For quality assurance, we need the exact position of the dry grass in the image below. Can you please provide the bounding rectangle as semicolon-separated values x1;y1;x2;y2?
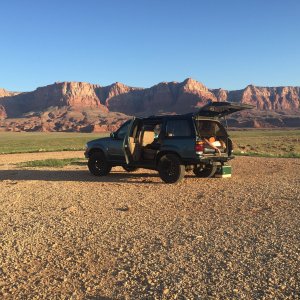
0;129;300;158
230;129;300;157
18;158;85;168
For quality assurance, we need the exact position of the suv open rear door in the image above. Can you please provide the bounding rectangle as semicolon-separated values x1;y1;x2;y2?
195;101;254;118
123;117;142;164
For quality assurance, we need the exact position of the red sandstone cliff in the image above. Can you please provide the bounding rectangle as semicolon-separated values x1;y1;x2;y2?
211;85;300;110
0;105;7;119
0;88;19;98
0;79;299;131
105;78;218;115
0;82;110;118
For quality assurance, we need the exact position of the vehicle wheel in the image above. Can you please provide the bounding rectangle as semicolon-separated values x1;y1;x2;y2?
88;152;112;176
158;154;185;184
122;166;139;172
193;164;217;178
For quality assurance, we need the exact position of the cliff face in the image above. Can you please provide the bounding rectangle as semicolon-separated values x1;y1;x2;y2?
34;82;104;108
210;88;228;102
0;105;7;119
105;78;218;115
0;89;19;119
101;80;300;115
211;85;300;110
0;82;111;118
241;86;300;110
0;79;299;131
173;78;217;113
0;88;19;98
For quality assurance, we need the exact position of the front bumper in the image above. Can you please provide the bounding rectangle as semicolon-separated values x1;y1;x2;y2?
84;149;89;158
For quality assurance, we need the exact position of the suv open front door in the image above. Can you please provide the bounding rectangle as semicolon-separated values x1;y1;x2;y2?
195;101;254;118
123;117;142;164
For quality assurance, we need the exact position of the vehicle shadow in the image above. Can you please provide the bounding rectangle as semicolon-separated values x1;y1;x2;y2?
0;169;162;184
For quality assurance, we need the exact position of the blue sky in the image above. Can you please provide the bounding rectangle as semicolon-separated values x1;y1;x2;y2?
1;0;299;91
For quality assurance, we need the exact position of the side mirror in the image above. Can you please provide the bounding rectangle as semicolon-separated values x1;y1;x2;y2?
110;132;115;138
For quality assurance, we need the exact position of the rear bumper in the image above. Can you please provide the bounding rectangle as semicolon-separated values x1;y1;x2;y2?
199;155;234;163
183;155;234;165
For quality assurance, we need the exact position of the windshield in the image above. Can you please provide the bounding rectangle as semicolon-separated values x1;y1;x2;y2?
115;120;131;139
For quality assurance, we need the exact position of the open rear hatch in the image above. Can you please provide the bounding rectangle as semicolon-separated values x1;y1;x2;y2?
194;119;229;156
195;101;254;118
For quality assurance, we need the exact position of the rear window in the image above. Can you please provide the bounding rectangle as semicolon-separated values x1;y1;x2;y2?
195;120;227;137
166;119;192;137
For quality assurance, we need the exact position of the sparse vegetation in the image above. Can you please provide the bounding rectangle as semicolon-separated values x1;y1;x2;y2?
230;129;300;158
0;132;108;154
0;129;299;158
18;158;85;168
233;151;300;158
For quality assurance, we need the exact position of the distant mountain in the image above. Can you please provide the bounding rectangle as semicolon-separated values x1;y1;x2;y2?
0;79;299;131
0;88;19;98
211;85;300;110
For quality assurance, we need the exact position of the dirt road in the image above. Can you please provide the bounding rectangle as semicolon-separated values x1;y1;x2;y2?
0;153;299;299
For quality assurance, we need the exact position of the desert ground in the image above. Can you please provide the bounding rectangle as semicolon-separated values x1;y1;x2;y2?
0;152;299;299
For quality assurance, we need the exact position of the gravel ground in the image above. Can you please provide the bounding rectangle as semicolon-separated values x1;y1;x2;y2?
0;152;299;299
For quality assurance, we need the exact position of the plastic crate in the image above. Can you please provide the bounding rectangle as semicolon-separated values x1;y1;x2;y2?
215;165;232;178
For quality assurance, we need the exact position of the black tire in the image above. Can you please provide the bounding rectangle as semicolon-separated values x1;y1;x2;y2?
88;152;112;176
122;166;139;172
193;164;217;178
158;154;185;184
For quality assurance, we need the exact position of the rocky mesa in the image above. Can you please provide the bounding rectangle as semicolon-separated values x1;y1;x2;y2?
0;78;299;131
212;85;300;110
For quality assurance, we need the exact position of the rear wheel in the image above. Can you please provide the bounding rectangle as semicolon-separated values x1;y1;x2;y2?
158;154;185;184
193;164;217;178
88;152;112;176
122;166;139;172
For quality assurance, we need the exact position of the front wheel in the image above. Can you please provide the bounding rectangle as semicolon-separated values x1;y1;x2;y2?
193;164;217;178
158;154;185;184
88;152;112;176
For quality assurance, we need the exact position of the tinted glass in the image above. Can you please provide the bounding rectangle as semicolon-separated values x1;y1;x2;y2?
166;120;192;137
116;121;130;139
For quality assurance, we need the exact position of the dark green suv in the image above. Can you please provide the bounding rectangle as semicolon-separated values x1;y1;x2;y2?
85;102;252;183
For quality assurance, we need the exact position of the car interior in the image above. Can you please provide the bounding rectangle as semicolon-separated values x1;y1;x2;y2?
128;120;163;162
126;118;228;160
195;120;228;154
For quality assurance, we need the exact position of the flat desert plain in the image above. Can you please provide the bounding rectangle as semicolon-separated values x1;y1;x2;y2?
0;152;299;299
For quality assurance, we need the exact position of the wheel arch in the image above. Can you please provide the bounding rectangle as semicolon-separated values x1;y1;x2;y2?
87;147;106;158
156;150;182;166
